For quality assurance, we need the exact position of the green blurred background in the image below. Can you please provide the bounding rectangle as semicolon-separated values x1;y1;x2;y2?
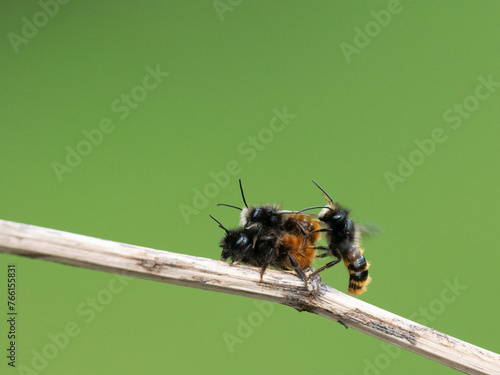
1;1;499;374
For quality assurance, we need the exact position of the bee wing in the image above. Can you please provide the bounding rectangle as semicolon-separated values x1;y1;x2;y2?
358;223;381;240
297;206;329;213
278;210;321;219
277;210;298;214
277;210;308;215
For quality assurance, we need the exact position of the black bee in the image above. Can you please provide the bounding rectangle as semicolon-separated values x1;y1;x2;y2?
210;215;286;279
301;181;371;294
217;180;288;235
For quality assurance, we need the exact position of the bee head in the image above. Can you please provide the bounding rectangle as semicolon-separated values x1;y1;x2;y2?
318;203;348;228
220;230;252;262
239;205;282;230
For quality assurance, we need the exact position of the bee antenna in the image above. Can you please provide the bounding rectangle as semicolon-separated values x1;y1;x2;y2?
209;215;229;233
312;180;334;204
239;179;249;208
298;206;329;213
217;203;242;211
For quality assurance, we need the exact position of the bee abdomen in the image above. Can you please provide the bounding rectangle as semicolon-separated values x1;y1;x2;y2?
345;254;371;295
279;235;316;269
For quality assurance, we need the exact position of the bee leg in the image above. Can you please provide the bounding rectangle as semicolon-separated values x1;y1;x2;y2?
312;228;332;233
232;244;252;265
259;264;269;281
314;246;330;258
301;233;307;253
294;223;308;253
288;253;307;284
259;247;275;281
315;246;329;251
312;257;341;275
252;227;264;249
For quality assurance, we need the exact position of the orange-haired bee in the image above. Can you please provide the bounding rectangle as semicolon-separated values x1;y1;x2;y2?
301;181;371;294
280;213;322;280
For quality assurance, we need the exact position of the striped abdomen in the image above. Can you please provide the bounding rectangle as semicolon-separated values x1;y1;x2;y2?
342;244;371;294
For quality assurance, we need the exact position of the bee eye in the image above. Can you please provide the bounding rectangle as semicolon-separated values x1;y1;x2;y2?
252;209;262;220
235;236;248;247
333;214;343;221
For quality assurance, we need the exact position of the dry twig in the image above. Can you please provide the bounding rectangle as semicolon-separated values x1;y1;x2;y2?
0;219;499;374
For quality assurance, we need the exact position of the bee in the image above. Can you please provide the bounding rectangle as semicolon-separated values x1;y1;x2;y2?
213;180;322;283
301;181;371;295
